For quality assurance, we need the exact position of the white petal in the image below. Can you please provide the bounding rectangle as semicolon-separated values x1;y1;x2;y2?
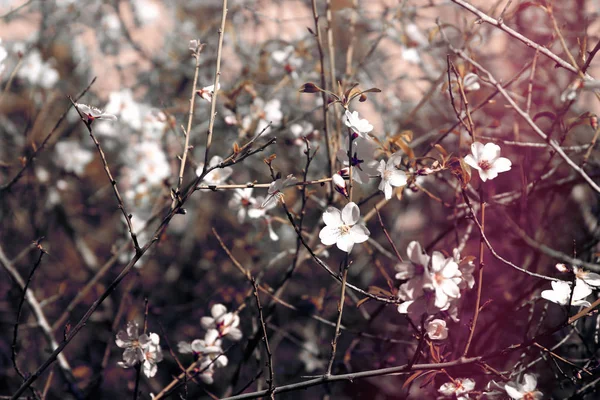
319;226;341;246
463;154;479;170
383;180;392;200
336;234;354;253
481;142;501;161
349;224;370;243
211;304;227;319
201;316;214;329
323;207;343;227
388;170;407;187
342;202;360;225
493;157;512;173
504;382;523;399
470;142;485;160
522;374;537;392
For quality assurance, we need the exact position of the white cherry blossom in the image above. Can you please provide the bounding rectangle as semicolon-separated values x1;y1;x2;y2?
464;142;511;182
438;378;475;398
201;304;243;341
261;174;297;209
197;83;220;102
319;202;370;253
336;138;378;184
541;280;592;307
505;374;543;400
344;110;373;139
429;251;463;309
574;266;600;288
426;318;448;340
377;157;407;199
229;187;270;223
115;321;163;378
74;103;118;122
395;241;430;281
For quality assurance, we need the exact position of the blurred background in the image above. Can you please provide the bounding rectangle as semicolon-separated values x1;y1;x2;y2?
1;0;600;398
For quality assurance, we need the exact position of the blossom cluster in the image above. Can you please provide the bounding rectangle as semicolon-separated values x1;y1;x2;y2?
177;304;243;384
115;321;164;378
395;242;475;325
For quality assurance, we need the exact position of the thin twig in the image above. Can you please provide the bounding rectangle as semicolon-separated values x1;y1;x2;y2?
176;42;205;192
461;190;484;357
202;0;228;170
70;98;141;253
449;0;584;76
251;278;275;398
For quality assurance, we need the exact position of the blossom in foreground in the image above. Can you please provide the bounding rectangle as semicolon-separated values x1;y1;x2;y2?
197;83;220;102
505;374;543;400
201;304;243;341
463;142;511;182
541;280;592;307
261;174;297;209
429;251;463;309
438;378;475;399
115;321;163;378
377;157;407;200
319;202;370;253
426;318;448;340
178;329;228;367
74;103;118;123
573;266;600;288
344;109;373;139
196;155;233;186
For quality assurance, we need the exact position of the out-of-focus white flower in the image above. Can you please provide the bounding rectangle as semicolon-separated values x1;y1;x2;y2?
298;341;325;373
377;157;407;200
74;103;118;123
438;378;475;398
505;374;543;400
462;73;481;92
272;45;303;77
426;318;448;340
541;280;592;307
332;173;348;197
229;187;270;223
104;89;142;129
54;141;94;176
0;39;7;76
196;155;233;186
265;215;279;241
464;142;512;182
402;47;421;64
560;80;582;103
429;252;462;309
201;304;243;341
142;110;169;140
256;98;283;134
395;241;430;280
17;50;59;89
116;321;163;378
132;0;159;24
261;174;297;209
319;202;370;253
129;141;171;186
344;110;373;139
197;83;220;102
336;138;378;184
